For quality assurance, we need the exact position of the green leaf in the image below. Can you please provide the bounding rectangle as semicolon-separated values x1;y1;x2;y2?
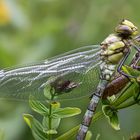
102;105;113;117
122;65;140;78
95;134;100;140
102;105;120;130
122;66;140;100
42;117;49;130
44;85;54;100
23;114;48;140
113;81;140;107
109;111;120;130
85;131;92;140
121;66;140;102
51;118;61;130
131;81;140;101
29;96;49;116
23;114;33;128
42;116;61;131
56;125;79;140
52;107;81;118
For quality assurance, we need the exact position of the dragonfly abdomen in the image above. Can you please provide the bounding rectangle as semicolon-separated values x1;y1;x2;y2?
77;80;108;140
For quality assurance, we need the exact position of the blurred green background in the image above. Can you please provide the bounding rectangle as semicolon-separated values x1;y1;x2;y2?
0;0;140;140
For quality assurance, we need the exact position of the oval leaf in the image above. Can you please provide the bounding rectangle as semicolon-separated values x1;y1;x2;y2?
102;105;120;130
85;131;92;140
52;107;81;118
122;65;140;78
23;114;48;140
44;85;54;100
23;114;33;128
109;111;120;130
29;96;49;116
42;116;61;130
95;134;100;140
56;126;79;140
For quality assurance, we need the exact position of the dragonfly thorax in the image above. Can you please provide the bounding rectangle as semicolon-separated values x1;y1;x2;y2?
100;19;138;81
101;34;126;64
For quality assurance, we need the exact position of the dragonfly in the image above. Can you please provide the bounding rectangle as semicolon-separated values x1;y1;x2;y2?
77;20;140;140
103;34;140;99
0;20;139;139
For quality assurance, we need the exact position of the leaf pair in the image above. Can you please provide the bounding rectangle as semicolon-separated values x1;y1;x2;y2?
23;95;81;140
102;65;140;131
102;105;120;130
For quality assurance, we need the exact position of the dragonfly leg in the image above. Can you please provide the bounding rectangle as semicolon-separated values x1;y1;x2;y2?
131;52;140;70
129;51;140;104
133;45;140;52
133;46;140;70
133;65;140;70
132;46;140;70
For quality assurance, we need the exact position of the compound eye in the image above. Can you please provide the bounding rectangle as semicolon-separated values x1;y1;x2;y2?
121;19;135;28
115;25;132;35
118;19;138;36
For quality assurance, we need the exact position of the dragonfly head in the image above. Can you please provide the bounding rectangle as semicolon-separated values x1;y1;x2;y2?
115;19;138;37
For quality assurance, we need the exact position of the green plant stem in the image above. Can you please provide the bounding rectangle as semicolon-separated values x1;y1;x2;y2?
48;93;55;140
48;103;52;140
116;99;140;110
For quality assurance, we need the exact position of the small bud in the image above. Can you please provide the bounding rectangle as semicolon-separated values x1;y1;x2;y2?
51;101;60;109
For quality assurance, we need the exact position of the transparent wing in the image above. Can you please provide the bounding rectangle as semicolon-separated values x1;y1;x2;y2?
0;45;101;101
